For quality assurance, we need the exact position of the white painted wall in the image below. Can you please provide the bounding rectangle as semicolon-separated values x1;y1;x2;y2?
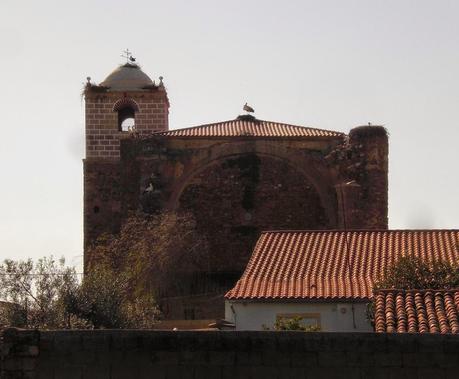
225;301;372;332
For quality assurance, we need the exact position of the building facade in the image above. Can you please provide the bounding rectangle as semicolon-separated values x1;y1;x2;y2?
83;62;389;319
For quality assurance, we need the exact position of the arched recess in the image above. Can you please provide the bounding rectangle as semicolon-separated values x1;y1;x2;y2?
170;149;336;273
112;98;140;132
167;141;338;227
112;98;140;112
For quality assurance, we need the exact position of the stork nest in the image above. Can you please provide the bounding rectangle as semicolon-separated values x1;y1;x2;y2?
84;84;109;93
236;114;260;123
349;125;388;139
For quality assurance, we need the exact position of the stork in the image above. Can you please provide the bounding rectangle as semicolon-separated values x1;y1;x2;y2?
143;183;154;194
243;103;255;113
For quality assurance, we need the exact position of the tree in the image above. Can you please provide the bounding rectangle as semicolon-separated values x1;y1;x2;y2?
0;257;160;329
64;266;160;329
87;211;210;300
374;256;459;290
0;256;77;329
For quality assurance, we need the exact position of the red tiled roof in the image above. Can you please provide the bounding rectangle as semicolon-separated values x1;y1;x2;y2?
225;230;459;301
375;290;459;334
155;118;343;138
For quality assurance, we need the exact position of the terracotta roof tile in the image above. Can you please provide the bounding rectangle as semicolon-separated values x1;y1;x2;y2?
375;290;459;334
155;118;343;138
225;230;459;301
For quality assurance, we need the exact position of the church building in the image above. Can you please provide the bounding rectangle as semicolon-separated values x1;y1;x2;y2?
83;58;388;319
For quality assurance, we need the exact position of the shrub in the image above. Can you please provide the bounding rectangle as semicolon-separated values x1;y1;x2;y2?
274;316;321;332
374;256;459;290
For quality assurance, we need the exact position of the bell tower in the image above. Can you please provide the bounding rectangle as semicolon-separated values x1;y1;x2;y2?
83;55;169;269
84;56;169;159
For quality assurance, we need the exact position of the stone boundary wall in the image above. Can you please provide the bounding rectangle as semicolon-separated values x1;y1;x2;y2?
1;328;459;378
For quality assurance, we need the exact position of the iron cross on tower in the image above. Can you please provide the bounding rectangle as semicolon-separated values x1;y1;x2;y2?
121;49;136;64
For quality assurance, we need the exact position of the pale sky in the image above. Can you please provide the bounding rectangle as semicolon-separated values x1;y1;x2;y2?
1;0;458;271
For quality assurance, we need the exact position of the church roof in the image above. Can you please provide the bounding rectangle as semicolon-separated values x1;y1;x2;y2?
225;230;459;301
100;63;154;91
374;289;459;334
156;116;343;138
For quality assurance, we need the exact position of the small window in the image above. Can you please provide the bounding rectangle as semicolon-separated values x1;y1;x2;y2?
118;107;135;132
113;98;139;132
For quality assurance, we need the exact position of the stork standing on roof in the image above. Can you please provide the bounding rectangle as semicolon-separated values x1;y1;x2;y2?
243;102;255;113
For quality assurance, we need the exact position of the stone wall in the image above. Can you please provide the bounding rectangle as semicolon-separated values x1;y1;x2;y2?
178;154;329;272
85;126;389;265
326;125;388;229
83;126;389;319
83;160;122;263
2;328;458;379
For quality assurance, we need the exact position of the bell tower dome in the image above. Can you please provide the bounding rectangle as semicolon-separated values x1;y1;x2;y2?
84;59;169;159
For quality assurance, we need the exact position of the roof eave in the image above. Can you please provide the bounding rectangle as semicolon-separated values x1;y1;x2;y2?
224;297;371;303
140;134;345;142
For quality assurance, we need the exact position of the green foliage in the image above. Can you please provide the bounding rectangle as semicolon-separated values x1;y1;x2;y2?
374;256;459;290
274;316;321;332
65;266;160;329
0;257;160;329
0;256;78;329
88;211;209;299
64;267;126;329
0;211;204;329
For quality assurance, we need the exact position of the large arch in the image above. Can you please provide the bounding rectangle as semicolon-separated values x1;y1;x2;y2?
166;140;338;226
162;140;339;273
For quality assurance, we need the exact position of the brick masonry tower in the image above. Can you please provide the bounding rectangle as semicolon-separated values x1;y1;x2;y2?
83;60;169;268
331;124;388;230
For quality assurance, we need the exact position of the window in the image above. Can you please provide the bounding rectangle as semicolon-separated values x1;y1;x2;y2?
112;98;140;132
118;107;135;132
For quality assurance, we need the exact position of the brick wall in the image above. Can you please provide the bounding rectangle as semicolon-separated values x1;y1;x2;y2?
84;88;169;159
2;328;458;379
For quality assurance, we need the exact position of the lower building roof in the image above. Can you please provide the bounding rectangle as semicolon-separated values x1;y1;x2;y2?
375;289;459;334
225;230;459;301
